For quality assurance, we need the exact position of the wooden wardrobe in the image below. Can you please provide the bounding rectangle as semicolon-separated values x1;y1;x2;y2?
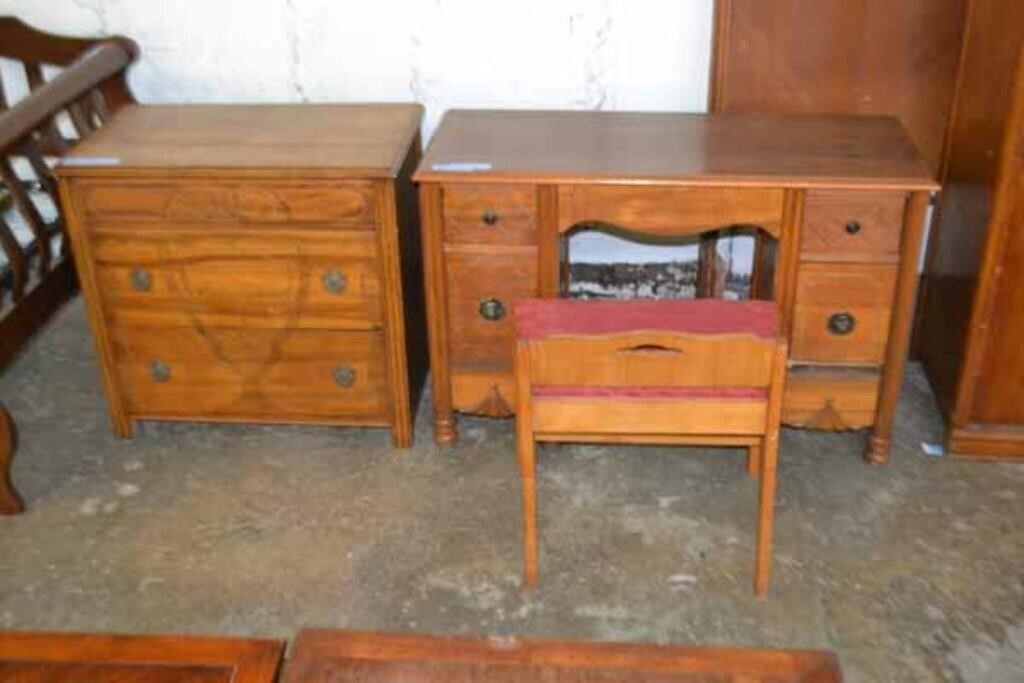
916;0;1024;458
713;0;1024;459
710;0;967;174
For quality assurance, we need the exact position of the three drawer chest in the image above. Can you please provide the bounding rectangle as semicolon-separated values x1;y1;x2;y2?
57;104;427;446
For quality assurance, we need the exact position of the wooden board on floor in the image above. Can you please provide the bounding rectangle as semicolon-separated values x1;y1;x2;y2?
282;629;842;683
0;632;284;683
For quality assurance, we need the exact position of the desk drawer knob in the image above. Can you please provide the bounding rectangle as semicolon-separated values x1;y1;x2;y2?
333;365;356;388
322;268;347;294
478;298;506;321
482;210;500;226
845;220;862;235
827;312;856;336
131;267;152;292
149;359;171;382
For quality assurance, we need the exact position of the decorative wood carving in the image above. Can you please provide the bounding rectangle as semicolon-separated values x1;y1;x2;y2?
468;384;514;418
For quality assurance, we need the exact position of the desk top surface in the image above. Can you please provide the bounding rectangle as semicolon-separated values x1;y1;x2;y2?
416;110;938;190
58;104;423;179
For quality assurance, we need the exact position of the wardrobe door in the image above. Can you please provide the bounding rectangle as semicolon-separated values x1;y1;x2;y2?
710;0;966;173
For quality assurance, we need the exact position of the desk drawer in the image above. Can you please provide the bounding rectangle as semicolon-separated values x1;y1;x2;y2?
801;190;905;262
112;326;390;421
557;185;786;235
77;182;378;228
791;263;896;364
91;228;383;329
445;246;537;364
443;184;537;245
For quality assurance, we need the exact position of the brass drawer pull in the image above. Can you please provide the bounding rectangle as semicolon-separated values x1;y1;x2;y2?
478;298;506;321
845;220;861;235
149;359;171;382
333;365;356;388
131;267;152;292
322;268;347;294
481;210;500;226
827;312;856;336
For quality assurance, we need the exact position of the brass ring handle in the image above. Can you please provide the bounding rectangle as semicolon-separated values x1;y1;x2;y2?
322;268;347;294
845;220;862;235
481;210;500;226
333;365;356;388
131;267;152;292
149;359;171;382
478;298;506;321
827;312;856;336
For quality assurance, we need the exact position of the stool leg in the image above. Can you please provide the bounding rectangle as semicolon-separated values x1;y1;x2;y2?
754;435;778;598
518;435;538;588
746;443;761;478
515;339;539;588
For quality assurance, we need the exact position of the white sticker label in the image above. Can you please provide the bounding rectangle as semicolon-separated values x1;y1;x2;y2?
431;161;493;172
59;156;122;167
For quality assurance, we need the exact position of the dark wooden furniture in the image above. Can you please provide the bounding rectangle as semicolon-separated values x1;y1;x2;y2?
0;406;17;514
0;17;137;514
0;631;283;683
513;299;787;596
710;0;967;174
282;629;842;683
56;104;427;447
916;0;1024;458
414;110;937;464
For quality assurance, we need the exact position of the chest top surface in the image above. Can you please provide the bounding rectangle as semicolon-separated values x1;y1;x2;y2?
415;109;938;190
58;103;423;179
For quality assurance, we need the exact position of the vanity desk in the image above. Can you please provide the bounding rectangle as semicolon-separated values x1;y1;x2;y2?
414;110;938;463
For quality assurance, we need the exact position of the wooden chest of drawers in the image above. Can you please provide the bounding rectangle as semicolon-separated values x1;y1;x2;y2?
57;105;427;446
415;110;937;463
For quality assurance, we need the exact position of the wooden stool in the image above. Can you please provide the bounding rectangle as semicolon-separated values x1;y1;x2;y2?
513;298;787;597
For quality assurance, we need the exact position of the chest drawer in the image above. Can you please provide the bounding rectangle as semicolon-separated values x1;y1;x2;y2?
76;181;378;228
90;228;383;329
801;190;905;262
790;263;897;364
443;184;537;245
111;326;390;421
445;246;537;366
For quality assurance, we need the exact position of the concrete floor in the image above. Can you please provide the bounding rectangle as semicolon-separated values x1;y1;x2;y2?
1;300;1022;683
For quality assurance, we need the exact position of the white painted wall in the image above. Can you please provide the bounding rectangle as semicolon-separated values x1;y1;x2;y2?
1;0;727;272
0;0;715;138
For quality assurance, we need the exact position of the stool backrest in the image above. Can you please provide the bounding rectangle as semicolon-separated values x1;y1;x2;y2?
514;299;783;391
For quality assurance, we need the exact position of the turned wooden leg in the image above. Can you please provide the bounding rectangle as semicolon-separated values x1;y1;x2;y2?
0;405;24;515
419;183;458;447
754;434;779;598
435;413;457;446
867;191;930;466
864;435;890;465
746;443;761;478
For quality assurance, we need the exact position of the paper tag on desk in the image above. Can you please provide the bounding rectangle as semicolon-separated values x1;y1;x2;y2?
59;156;122;167
431;161;493;172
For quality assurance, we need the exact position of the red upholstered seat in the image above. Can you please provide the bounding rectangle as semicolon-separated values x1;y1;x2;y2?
513;299;779;340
